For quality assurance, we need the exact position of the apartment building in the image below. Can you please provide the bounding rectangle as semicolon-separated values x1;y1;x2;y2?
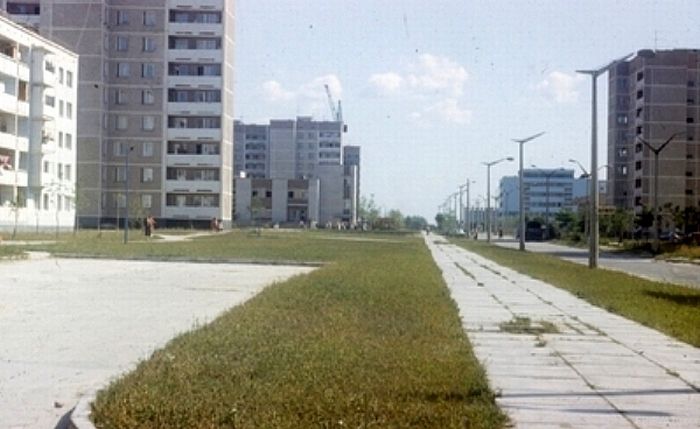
608;49;700;214
233;117;359;225
497;169;575;220
2;0;234;228
0;13;78;231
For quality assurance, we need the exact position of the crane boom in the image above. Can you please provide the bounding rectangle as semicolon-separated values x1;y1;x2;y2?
324;84;338;121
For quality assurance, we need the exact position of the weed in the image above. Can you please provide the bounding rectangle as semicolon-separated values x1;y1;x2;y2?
499;317;559;335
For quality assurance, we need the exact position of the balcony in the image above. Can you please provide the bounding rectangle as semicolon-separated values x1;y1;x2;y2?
163;205;220;220
0;93;29;117
166;153;220;167
0;169;27;187
165;179;221;193
0;131;29;151
0;54;29;81
167;127;221;141
167;101;221;116
168;49;222;63
168;22;222;37
168;0;223;10
168;75;221;88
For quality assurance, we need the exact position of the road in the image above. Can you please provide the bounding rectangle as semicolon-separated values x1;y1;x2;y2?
493;238;700;288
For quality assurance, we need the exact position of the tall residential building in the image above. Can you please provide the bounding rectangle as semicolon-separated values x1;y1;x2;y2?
0;13;78;231
233;117;358;225
608;49;700;214
2;0;234;228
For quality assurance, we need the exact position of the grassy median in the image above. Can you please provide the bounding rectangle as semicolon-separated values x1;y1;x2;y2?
44;232;506;428
451;237;700;347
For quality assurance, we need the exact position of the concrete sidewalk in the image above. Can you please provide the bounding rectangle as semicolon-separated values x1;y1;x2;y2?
426;235;700;428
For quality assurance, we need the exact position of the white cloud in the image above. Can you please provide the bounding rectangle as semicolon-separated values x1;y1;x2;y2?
369;54;469;97
410;98;472;126
261;74;343;118
536;71;585;103
369;72;404;94
262;80;294;102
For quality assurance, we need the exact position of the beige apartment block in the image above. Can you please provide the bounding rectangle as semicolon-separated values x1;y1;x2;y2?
2;0;234;228
0;12;78;231
608;49;700;216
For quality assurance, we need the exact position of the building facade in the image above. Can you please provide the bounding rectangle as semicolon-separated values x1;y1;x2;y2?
2;0;234;228
0;13;78;231
233;117;358;226
608;49;700;214
497;169;575;220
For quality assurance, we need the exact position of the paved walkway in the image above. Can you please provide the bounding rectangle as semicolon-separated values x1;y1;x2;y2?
426;235;700;428
0;256;313;429
493;238;700;288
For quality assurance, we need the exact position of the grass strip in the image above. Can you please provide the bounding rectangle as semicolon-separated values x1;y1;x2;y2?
451;238;700;347
90;234;505;428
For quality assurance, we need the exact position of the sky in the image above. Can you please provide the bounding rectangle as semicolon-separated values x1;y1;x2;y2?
234;0;700;221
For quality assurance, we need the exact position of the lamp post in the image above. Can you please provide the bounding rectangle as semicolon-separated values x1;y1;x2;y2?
569;158;591;243
483;157;514;242
637;132;683;251
463;179;474;237
124;145;134;244
577;52;633;268
513;132;545;250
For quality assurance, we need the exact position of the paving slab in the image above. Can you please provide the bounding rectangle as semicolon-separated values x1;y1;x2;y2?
0;257;314;429
425;234;700;429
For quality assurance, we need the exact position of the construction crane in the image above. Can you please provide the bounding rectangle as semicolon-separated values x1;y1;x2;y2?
324;84;342;122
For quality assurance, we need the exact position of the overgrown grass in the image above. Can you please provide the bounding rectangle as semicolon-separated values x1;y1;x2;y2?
0;246;25;259
451;238;700;347
659;244;700;261
58;232;506;428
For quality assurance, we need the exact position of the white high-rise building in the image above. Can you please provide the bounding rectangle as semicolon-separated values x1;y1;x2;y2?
0;13;78;231
1;0;234;228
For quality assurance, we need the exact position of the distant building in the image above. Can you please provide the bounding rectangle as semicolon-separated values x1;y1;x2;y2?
233;117;358;226
497;169;575;221
608;49;700;214
2;0;236;228
0;13;78;231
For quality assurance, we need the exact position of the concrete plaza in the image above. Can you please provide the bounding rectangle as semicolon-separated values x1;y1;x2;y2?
427;235;700;428
0;256;313;429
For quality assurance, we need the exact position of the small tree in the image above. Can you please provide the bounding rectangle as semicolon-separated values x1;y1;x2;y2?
609;208;635;243
359;194;380;227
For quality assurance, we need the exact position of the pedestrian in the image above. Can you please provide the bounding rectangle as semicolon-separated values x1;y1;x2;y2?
145;215;156;237
211;217;218;232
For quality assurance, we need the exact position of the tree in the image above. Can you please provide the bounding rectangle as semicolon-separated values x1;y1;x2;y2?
386;209;404;230
404;215;428;230
608;208;635;243
358;194;380;226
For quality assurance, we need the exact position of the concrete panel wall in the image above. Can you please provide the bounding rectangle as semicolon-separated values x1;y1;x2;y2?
271;179;287;224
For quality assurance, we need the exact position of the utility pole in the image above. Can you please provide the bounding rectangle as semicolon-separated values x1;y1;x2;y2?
513;132;545;250
483;157;514;242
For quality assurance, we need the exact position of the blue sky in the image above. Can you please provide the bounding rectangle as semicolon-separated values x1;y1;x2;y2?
234;0;700;220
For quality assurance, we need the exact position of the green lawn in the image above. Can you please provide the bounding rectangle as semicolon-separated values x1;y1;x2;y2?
23;231;504;428
451;237;700;347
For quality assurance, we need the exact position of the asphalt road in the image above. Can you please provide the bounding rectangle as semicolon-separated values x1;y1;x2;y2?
493;239;700;289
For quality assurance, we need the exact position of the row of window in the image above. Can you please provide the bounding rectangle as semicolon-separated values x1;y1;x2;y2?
111;140;222;157
44;63;74;88
106;193;152;209
113;115;158;131
169;89;221;103
166;167;219;181
115;62;157;78
44;96;73;119
42;161;72;181
115;36;157;52
114;36;221;53
166;193;219;207
42;194;72;211
169;63;221;77
169;10;221;24
112;166;154;183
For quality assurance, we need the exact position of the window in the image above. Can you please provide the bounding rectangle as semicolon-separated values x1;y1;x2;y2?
64;196;72;211
65;133;73;149
116;194;126;208
141;194;152;208
142;63;156;78
117;62;130;77
142;168;154;182
117;10;129;25
115;89;128;104
115;166;126;182
58;100;64;116
116;115;128;130
57;163;64;179
143;37;156;52
142;89;154;104
65;101;71;119
116;36;129;51
142;142;154;157
45;95;55;107
43;194;49;210
635;161;642;170
58;67;64;84
635;178;642;188
66;71;73;88
142;115;155;131
65;165;72;180
113;141;130;156
143;10;156;26
58;132;64;147
43;161;50;173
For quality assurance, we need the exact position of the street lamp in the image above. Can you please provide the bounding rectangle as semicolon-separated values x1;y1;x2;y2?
124;145;134;244
637;132;684;251
513;132;545;251
462;179;475;237
483;157;514;242
577;52;634;268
